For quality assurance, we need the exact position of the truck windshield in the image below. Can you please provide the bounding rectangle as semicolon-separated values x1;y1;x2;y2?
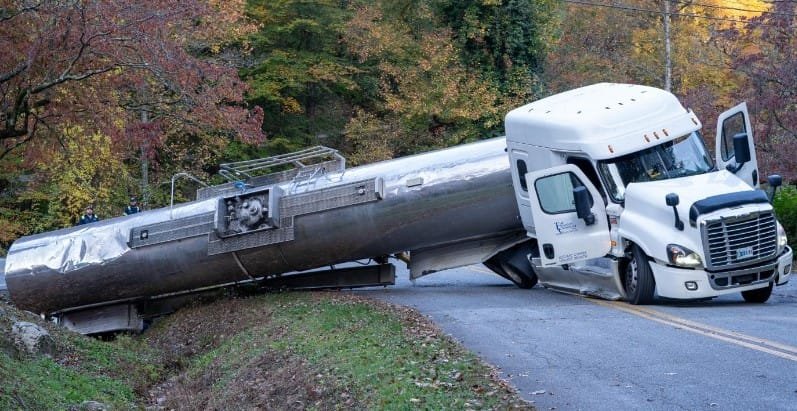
598;131;714;202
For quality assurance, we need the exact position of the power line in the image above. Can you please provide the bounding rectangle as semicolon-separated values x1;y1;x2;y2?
557;0;797;88
563;0;746;23
672;0;797;18
562;0;796;24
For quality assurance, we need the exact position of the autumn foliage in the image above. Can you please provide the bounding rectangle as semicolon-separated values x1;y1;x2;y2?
716;1;797;182
0;1;264;155
1;0;797;255
0;0;265;246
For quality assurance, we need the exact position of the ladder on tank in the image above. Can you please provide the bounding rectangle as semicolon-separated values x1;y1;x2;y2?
289;166;325;193
196;146;347;200
218;146;345;185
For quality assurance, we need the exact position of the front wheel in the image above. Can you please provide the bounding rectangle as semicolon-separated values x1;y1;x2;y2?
741;283;773;303
625;244;656;305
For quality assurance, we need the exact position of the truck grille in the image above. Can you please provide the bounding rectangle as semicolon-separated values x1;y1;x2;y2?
702;211;777;269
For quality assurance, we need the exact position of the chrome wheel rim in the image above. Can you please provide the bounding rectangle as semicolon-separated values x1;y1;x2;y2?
626;259;639;296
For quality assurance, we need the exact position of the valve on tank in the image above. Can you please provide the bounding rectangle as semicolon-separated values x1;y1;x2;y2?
216;186;282;238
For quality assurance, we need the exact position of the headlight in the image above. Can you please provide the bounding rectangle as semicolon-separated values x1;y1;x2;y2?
777;222;787;251
666;244;703;267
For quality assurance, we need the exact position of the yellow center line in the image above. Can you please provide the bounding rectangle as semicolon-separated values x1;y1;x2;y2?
590;299;797;363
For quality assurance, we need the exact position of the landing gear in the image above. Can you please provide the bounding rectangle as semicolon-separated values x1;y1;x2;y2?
741;282;773;303
625;244;655;305
484;242;538;289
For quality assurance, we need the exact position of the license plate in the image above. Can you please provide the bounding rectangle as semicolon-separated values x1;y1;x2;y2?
736;246;754;260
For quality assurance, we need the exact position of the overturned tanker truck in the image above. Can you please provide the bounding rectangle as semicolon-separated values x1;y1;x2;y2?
3;83;793;334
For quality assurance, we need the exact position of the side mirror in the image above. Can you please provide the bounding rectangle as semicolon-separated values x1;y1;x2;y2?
666;193;679;207
726;133;750;173
666;193;684;231
768;174;783;188
734;133;751;163
573;186;595;225
768;174;782;203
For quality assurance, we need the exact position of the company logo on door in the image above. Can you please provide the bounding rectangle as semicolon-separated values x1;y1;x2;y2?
555;221;578;235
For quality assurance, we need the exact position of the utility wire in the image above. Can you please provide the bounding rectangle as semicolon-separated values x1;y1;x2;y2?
562;0;795;24
672;0;797;17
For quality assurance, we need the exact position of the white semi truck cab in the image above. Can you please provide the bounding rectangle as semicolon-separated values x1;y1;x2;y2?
506;83;792;304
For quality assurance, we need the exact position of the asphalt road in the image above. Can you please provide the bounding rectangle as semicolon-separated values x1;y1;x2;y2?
358;264;797;411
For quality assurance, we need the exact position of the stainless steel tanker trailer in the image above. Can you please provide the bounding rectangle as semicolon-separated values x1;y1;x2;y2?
2;83;792;334
3;138;536;333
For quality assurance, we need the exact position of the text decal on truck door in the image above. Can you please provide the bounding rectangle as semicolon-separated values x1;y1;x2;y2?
559;250;589;263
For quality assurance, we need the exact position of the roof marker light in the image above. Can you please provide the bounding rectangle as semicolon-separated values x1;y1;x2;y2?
654;132;660;139
662;129;669;136
644;134;650;142
608;145;614;153
691;117;698;125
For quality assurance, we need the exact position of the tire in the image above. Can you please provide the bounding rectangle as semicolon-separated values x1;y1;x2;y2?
483;243;538;289
499;260;538;289
483;257;538;289
741;282;773;303
483;258;511;281
625;244;655;305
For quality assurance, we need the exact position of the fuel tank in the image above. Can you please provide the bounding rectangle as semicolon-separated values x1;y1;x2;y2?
5;137;524;314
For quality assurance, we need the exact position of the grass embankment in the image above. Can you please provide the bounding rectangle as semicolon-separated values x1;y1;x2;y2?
0;292;532;410
0;305;162;410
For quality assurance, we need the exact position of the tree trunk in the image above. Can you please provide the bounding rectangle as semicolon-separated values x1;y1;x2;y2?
663;0;672;92
140;110;149;210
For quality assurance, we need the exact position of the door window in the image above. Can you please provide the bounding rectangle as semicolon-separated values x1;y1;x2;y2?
517;159;528;192
534;172;591;214
567;157;606;203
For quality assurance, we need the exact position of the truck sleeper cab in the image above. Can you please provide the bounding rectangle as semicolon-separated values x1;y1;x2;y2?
506;83;792;304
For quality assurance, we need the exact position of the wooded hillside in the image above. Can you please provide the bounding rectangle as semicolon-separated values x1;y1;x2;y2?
1;0;795;254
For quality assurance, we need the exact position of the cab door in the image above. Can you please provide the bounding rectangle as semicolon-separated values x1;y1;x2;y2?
526;164;610;267
716;102;759;188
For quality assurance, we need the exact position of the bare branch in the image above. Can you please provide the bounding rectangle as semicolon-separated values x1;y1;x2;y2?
31;66;116;94
0;1;43;23
772;109;797;140
0;61;30;84
0;112;37;160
